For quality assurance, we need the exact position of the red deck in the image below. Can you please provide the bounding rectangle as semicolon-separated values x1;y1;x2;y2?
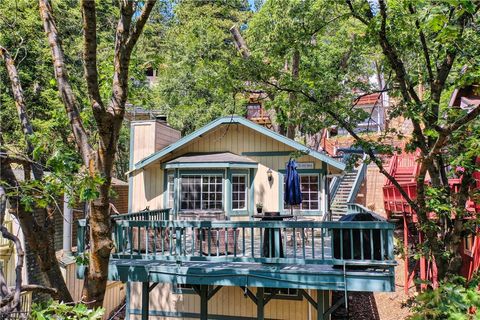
382;152;480;290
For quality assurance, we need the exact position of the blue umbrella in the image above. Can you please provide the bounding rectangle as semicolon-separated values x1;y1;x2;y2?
285;159;302;215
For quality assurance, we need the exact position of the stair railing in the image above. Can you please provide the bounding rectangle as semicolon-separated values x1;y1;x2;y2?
329;154;350;202
346;154;368;203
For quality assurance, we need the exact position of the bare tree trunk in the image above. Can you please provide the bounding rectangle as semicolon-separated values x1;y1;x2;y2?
0;47;73;302
39;0;157;306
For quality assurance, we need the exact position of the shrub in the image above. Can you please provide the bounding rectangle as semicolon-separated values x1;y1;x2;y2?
30;300;104;320
408;276;480;320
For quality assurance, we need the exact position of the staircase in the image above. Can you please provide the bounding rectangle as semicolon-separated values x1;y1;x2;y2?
330;169;358;220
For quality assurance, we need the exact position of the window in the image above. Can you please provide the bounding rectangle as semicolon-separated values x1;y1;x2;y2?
284;174;319;211
167;174;174;208
232;174;247;210
172;283;195;294
265;288;302;300
180;175;223;211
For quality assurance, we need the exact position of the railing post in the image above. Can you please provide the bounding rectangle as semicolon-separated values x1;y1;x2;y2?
175;227;182;256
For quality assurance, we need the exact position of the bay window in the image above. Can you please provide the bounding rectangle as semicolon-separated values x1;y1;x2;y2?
180;175;223;211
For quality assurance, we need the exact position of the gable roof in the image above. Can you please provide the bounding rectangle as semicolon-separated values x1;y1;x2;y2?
132;116;345;172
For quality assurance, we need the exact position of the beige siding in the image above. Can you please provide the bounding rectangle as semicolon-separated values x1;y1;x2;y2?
131;123;328;213
65;263;125;319
130;284;323;320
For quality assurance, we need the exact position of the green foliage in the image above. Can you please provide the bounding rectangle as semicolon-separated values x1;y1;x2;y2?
150;0;251;134
30;300;104;320
408;276;480;320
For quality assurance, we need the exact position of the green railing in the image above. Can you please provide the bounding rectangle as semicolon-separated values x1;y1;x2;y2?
98;219;396;267
112;208;170;221
76;209;171;253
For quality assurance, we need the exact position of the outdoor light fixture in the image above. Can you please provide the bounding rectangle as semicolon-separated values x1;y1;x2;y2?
267;168;273;182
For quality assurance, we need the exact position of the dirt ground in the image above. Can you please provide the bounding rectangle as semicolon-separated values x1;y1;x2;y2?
333;256;413;320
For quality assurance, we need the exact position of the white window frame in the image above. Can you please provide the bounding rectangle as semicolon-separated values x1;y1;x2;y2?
179;174;224;212
167;174;174;209
231;174;248;211
284;173;320;212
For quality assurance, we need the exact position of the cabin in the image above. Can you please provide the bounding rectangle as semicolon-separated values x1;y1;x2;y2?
77;116;396;320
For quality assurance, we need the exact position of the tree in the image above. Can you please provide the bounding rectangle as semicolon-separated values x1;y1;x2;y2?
36;0;157;306
150;0;250;134
238;0;480;279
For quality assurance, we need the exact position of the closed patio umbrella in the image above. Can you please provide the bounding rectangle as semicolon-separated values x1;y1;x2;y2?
285;158;302;216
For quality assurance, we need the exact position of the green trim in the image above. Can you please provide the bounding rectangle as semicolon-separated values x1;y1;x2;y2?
173;169;179;219
132;116;345;172
249;168;255;216
241;151;293;157
164;162;257;169
227;170;250;216
128;124;135;213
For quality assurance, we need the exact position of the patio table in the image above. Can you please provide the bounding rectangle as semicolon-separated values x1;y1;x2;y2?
253;212;293;258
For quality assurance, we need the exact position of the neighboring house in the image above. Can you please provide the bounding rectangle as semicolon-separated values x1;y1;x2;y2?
79;116;397;320
383;84;480;292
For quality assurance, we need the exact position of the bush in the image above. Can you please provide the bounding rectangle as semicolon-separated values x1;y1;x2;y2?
408;276;480;320
30;300;104;320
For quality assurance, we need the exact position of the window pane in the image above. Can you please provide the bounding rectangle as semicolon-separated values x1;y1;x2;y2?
284;174;319;211
232;174;247;210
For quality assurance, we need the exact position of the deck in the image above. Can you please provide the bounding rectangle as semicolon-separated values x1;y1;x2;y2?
76;210;396;320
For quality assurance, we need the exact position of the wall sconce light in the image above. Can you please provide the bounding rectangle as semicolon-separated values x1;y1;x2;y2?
267;168;273;182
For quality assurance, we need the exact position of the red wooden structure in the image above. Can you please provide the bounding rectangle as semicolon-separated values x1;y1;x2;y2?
383;153;480;293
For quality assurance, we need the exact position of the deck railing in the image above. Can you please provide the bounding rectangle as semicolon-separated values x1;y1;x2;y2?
76;219;396;267
112;208;170;221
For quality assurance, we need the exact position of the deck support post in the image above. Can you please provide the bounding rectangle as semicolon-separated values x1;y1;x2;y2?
257;287;265;320
316;290;327;320
141;282;149;320
125;282;131;320
200;285;208;320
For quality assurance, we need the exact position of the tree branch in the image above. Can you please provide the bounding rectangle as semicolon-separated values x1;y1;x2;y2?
0;47;43;180
263;80;420;212
81;0;105;123
408;4;433;86
38;0;94;166
125;0;157;53
230;25;251;58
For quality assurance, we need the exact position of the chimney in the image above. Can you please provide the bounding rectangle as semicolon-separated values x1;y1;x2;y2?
130;117;181;169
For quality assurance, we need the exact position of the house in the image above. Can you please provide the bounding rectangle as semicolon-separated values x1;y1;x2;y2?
77;116;396;320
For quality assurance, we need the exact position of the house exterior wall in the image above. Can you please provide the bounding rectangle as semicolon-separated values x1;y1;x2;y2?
127;122;334;319
64;262;125;319
129;283;330;320
130;123;328;216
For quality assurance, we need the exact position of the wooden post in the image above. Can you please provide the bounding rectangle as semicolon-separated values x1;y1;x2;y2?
141;282;149;320
317;290;325;320
403;212;409;294
257;287;265;320
200;285;208;320
125;282;131;320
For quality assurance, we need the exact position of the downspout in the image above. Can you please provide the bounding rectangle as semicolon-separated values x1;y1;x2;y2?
62;192;72;256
